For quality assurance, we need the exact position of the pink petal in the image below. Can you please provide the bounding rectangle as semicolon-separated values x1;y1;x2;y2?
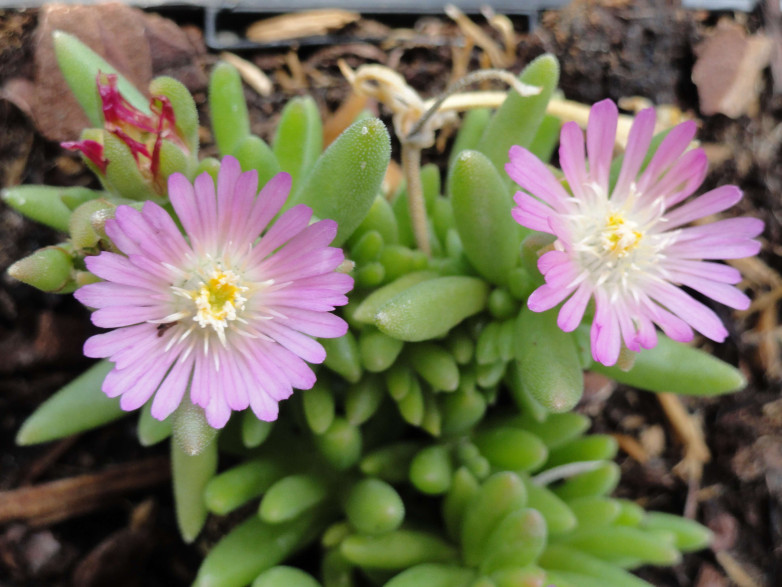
168;173;201;241
150;353;194;420
218;348;250;411
189;355;212;408
92;304;166;328
662;259;742;284
590;292;621;366
645;280;728;342
83;324;152;358
557;281;592;332
260;321;327;363
664;185;742;229
558;122;589;201
506;146;571;211
612;107;655;203
244;172;292;239
586;99;618;194
668;272;751;310
223;169;259;249
537;250;570;274
75;281;164;308
249;204;313;265
140;201;191;260
637;120;697;193
512;192;556;233
205;389;231;429
640;297;694;343
673;217;764;242
85;253;161;289
192;171;218;252
216;155;241;219
528;284;573;312
644;149;708;208
276;307;348;339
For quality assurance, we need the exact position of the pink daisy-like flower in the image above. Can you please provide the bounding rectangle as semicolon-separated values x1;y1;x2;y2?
507;99;763;366
75;156;353;428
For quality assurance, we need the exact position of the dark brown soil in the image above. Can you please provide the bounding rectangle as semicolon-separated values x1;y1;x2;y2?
1;2;780;586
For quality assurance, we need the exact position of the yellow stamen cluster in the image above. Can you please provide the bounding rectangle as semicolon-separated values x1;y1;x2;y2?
191;269;247;336
600;213;643;258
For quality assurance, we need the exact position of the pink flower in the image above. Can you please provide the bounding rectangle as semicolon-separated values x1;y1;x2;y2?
75;156;353;428
507;99;763;366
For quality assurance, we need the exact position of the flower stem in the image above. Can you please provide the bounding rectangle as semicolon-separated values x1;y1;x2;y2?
401;143;430;256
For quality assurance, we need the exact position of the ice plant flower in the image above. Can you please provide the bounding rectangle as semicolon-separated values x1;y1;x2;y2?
507;99;763;366
62;72;186;194
74;156;353;428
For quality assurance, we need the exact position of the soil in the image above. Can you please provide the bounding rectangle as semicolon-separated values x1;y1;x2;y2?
1;1;780;586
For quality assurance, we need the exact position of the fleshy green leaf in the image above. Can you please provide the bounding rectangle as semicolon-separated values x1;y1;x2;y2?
476;54;560;174
449;150;524;286
193;511;323;587
345;478;405;535
515;307;583;412
2;185;94;232
172;429;218;542
290;118;391;246
384;564;475;587
273;96;323;192
8;245;74;293
589;332;746;395
374;276;489;342
209;61;250;157
16;361;125;445
53;30;148;126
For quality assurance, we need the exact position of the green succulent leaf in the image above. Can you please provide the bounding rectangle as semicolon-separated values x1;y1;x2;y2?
53;30;148;126
259;474;329;524
384;564;475;587
449;149;524;286
589;332;746;395
274;96;323;192
515;307;583;412
340;529;458;570
193;510;324;587
253;566;322;587
2;185;98;232
205;458;285;515
209;61;251;157
16;361;124;445
345;478;405;535
475;53;560;174
172;431;218;542
290;118;391;246
375;276;489;342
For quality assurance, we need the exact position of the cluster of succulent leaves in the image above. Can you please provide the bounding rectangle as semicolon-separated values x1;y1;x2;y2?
5;32;747;587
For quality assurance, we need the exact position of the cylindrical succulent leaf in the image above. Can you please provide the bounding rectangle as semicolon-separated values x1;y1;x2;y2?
345;478;405;535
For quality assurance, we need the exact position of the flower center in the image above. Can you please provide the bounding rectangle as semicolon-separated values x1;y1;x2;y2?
191;269;247;333
599;212;643;258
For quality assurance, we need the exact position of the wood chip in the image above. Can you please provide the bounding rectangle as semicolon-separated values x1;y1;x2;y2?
219;51;272;97
445;4;509;68
0;457;170;527
612;433;649;464
715;551;762;587
692;18;773;118
246;10;359;44
657;393;710;482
